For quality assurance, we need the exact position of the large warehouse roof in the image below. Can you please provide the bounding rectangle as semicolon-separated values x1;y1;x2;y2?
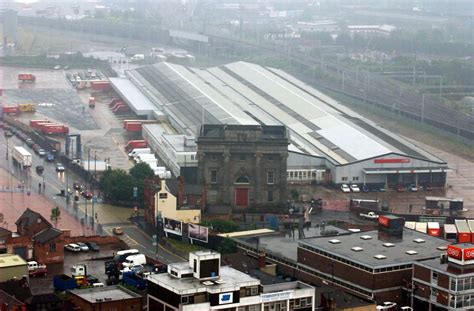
127;61;445;165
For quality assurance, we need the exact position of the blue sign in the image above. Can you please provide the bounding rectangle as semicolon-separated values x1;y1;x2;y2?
219;293;233;305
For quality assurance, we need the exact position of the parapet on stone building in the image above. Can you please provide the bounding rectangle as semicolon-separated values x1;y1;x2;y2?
196;124;289;208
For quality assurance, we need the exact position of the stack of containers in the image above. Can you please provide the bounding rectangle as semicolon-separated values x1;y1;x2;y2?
427;222;440;237
415;222;427;234
444;224;458;241
455;219;471;243
378;215;405;236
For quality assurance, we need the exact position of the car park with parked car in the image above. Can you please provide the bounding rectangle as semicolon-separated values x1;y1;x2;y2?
340;184;350;193
350;184;360;192
77;242;89;252
86;242;100;252
65;243;81;252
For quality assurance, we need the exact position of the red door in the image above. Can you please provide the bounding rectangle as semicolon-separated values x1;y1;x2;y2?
235;188;249;207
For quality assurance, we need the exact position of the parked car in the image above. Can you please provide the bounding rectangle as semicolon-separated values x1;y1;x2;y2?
35;165;44;174
350;184;360;192
409;184;419;192
77;242;89;252
359;212;379;220
55;163;65;172
37;149;46;157
4;130;12;137
86;242;100;252
112;227;123;235
362;184;370;193
396;185;406;192
25;138;34;146
340;184;350;193
65;243;81;252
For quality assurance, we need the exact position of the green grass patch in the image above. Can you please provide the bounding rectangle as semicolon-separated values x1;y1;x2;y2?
164;237;205;254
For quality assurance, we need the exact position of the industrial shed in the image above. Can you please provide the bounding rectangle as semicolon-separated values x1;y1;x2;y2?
119;61;448;188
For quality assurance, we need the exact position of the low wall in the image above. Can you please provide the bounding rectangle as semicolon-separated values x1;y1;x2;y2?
65;235;126;248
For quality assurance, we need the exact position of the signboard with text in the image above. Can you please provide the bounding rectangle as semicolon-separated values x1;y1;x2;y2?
219;292;233;305
261;291;293;303
374;158;410;164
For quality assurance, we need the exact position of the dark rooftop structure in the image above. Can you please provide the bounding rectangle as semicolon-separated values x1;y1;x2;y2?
15;208;50;227
300;228;448;268
33;227;62;244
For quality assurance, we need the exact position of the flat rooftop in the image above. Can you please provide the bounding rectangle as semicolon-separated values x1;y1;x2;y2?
147;265;259;295
69;285;141;303
234;225;348;262
300;229;448;268
416;256;474;277
127;61;446;166
109;77;157;114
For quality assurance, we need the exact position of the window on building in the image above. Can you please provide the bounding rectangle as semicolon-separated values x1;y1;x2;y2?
193;259;197;273
210;169;218;184
159;193;168;199
431;289;438;302
191;154;196;161
239;154;246;161
181;295;191;304
267;155;274;161
352;177;359;181
49;243;56;252
267;191;274;203
211;154;217;161
342;177;348;181
267;170;275;184
432;271;438;284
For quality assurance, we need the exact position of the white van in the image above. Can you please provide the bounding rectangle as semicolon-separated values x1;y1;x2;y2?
28;261;39;271
122;254;146;268
128;148;151;158
113;249;140;263
135;154;156;163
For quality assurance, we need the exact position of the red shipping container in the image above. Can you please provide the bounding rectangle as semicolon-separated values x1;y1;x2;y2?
18;73;36;82
458;233;471;243
113;105;129;113
91;81;111;91
41;124;69;135
109;99;123;108
30;119;51;128
468;220;474;243
125;122;142;132
125;140;147;151
455;219;471;243
112;102;126;110
2;105;19;114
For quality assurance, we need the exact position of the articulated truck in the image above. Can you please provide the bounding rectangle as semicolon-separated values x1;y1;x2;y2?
13;146;33;167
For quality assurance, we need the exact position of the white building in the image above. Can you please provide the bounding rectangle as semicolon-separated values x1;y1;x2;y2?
147;250;315;311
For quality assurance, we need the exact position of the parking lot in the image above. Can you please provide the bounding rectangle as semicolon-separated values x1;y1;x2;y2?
29;244;118;295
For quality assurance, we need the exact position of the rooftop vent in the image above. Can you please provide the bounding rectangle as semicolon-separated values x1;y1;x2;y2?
413;238;425;244
202;281;214;286
95;299;103;302
406;250;418;255
329;239;341;244
351;247;363;252
437;246;448;251
104;298;112;301
214;279;226;284
383;243;395;248
374;255;386;260
348;229;361;233
360;235;372;240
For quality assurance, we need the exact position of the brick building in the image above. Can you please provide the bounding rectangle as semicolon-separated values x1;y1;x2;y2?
233;227;448;305
197;124;289;208
1;209;67;264
412;243;474;310
68;286;142;311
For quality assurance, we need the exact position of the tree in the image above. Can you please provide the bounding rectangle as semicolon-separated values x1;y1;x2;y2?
50;206;61;228
101;169;135;203
129;162;155;206
129;162;155;181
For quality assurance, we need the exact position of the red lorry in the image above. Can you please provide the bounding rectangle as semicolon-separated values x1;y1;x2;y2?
91;81;111;91
124;122;142;132
18;73;36;82
30;119;52;129
2;105;20;114
40;124;69;135
125;140;147;152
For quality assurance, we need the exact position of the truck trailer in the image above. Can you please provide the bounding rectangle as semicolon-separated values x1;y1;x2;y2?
13;146;33;167
18;73;36;82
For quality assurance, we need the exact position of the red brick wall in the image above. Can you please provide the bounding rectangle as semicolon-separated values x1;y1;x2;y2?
35;235;65;264
65;235;125;247
413;265;431;282
438;273;450;289
414;281;430;300
437;289;449;306
70;294;142;311
17;221;50;238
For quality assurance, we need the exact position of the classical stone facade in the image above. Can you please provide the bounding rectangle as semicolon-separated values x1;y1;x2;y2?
197;124;289;208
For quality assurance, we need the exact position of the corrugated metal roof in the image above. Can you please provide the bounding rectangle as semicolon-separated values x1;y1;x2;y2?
127;61;446;165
